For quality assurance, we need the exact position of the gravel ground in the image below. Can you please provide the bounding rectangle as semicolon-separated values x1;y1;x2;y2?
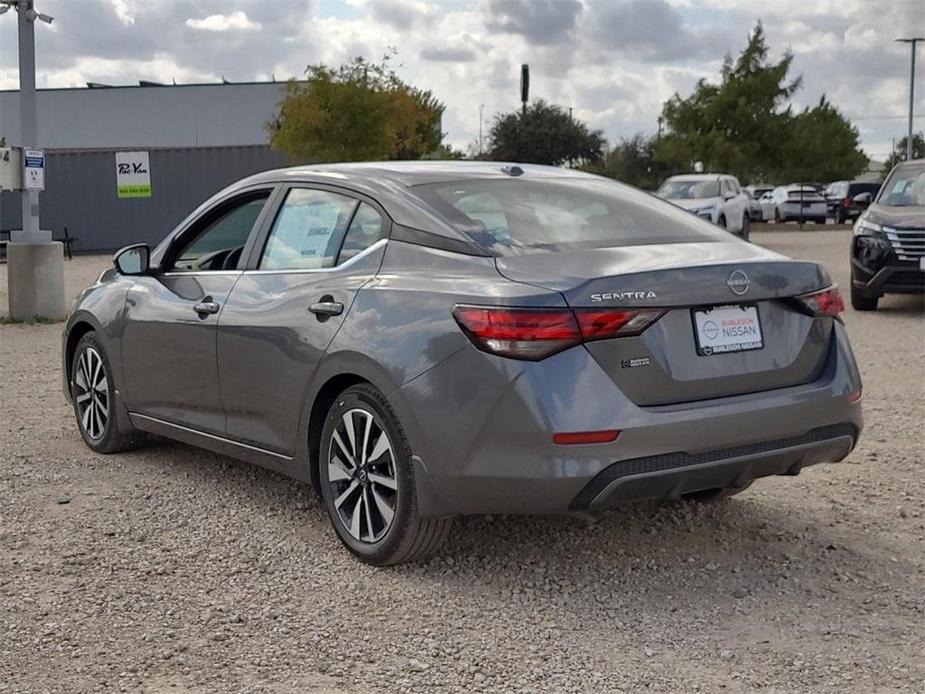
1;230;923;693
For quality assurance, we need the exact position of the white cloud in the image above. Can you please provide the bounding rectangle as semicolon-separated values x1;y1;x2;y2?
185;11;260;32
0;0;920;162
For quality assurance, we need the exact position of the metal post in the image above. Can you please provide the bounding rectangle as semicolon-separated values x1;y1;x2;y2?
897;37;924;162
908;40;917;161
478;104;484;155
17;0;42;242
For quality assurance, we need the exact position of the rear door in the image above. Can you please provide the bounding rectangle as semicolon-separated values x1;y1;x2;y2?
217;185;389;455
121;189;273;433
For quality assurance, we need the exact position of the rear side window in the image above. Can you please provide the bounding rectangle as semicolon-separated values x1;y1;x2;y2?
338;203;387;264
409;177;727;255
260;189;358;270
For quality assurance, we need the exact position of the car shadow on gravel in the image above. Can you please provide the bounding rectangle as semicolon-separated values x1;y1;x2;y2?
122;437;917;614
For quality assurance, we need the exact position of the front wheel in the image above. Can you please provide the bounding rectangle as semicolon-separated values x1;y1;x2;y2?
319;384;452;565
717;214;727;231
71;332;139;453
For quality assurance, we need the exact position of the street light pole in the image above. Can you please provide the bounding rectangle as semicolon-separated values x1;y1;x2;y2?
17;0;41;242
896;37;924;162
2;0;64;320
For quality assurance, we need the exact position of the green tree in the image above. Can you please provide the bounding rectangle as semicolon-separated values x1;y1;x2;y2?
268;54;445;162
487;100;605;166
777;97;868;183
657;22;800;181
882;134;925;175
586;134;676;190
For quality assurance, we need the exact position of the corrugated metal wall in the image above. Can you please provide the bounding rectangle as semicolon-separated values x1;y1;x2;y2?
0;145;288;252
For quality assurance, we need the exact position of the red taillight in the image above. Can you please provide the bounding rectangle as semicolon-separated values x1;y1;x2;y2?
847;388;862;403
796;286;845;317
575;308;664;341
452;306;580;360
453;305;662;360
553;430;621;445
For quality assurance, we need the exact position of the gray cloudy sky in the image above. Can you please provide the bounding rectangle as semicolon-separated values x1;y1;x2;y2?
1;0;922;161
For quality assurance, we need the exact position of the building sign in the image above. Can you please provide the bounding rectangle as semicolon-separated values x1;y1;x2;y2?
23;149;45;191
115;151;152;198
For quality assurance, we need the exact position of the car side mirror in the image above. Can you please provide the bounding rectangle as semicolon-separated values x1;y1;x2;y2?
113;244;151;275
853;192;872;205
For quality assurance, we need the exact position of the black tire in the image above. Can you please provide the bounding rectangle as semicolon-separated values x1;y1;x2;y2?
71;332;139;453
773;208;782;223
850;284;879;311
835;207;846;224
740;214;750;241
682;481;753;503
319;383;452;566
717;214;727;230
813;217;826;225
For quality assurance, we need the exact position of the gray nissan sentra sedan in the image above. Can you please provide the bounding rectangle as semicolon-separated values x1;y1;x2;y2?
63;162;863;565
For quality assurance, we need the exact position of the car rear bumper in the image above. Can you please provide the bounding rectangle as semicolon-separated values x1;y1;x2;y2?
569;423;856;511
402;322;863;517
779;202;827;220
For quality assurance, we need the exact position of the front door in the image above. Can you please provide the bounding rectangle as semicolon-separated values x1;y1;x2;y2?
217;187;389;454
121;191;272;434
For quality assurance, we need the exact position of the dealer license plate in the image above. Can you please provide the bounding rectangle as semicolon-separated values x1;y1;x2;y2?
693;305;763;356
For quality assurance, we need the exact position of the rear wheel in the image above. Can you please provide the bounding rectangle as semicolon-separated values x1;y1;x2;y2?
71;332;138;453
717;214;727;230
740;214;750;241
835;207;846;224
682;481;753;503
850;284;879;311
319;383;452;565
774;208;782;223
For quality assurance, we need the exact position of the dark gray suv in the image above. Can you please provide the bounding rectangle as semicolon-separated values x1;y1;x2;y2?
63;162;863;564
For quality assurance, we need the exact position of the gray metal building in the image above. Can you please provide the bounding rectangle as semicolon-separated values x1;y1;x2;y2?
0;81;295;251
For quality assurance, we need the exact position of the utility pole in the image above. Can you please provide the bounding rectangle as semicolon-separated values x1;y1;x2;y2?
478;104;484;155
896;37;923;161
1;0;64;320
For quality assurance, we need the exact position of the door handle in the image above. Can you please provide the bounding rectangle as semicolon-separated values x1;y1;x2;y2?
193;300;220;315
308;301;344;317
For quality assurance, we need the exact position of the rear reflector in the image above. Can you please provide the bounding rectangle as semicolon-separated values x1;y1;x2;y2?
796;286;845;317
553;430;620;445
453;305;662;360
847;388;862;403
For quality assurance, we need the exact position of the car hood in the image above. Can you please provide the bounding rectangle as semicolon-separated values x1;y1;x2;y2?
667;197;721;211
864;203;925;228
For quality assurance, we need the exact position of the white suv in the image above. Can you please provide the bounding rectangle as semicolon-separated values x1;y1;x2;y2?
657;174;751;239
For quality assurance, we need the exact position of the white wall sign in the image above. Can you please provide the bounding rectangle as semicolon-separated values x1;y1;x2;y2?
115;151;152;198
23;148;45;191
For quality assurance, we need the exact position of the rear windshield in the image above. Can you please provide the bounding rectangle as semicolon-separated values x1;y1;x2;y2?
408;177;727;255
848;182;880;196
878;163;925;207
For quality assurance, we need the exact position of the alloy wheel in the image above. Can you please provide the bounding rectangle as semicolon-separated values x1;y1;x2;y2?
326;408;397;543
74;346;109;441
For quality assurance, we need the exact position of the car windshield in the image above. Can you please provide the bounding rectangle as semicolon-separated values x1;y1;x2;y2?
408;177;727;255
878;164;925;207
656;179;721;199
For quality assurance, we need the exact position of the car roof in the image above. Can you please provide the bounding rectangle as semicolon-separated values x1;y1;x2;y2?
665;174;724;181
238;160;596;188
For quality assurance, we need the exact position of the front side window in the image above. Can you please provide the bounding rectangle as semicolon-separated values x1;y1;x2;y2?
260;189;359;270
171;194;269;271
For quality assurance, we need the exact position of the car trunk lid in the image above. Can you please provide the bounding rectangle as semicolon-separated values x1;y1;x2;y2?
496;242;835;405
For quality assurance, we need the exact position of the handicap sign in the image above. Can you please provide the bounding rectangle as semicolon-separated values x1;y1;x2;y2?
23;148;44;191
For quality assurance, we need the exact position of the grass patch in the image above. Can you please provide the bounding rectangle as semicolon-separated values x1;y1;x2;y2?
0;314;64;325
